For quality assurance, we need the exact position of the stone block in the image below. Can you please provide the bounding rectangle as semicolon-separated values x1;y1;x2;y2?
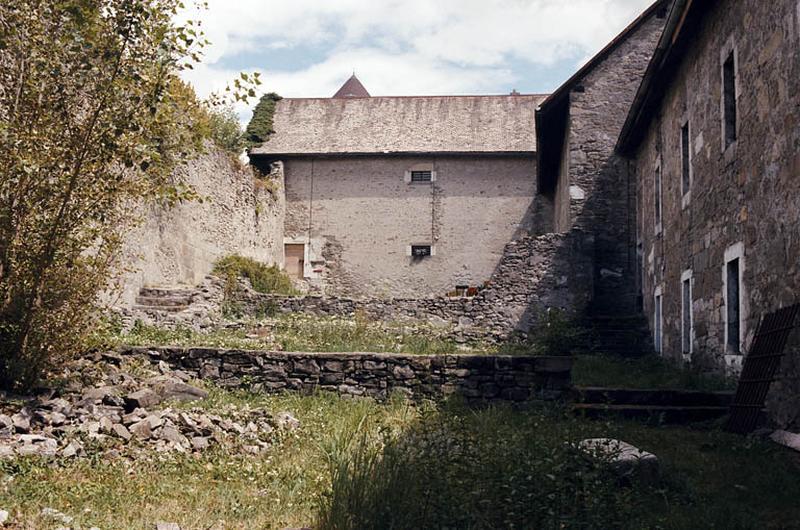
578;438;660;484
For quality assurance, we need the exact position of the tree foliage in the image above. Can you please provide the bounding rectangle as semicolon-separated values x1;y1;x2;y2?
0;0;256;390
205;105;244;154
244;93;282;149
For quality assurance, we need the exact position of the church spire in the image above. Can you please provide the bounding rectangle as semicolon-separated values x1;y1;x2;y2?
333;74;370;98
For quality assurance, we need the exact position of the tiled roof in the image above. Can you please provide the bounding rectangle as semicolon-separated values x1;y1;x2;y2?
333;75;370;98
249;94;546;156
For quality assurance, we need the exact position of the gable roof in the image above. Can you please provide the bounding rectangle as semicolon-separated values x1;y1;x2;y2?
535;0;668;191
333;74;371;98
249;94;547;158
616;0;716;155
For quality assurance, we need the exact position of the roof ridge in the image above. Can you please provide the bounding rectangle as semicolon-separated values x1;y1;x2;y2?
279;93;550;101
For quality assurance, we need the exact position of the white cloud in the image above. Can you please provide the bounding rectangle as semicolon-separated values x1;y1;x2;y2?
180;0;656;115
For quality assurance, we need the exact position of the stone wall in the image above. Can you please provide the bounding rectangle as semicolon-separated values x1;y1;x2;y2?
631;0;800;377
115;146;285;305
280;155;538;298
121;346;572;403
235;230;594;341
551;9;666;314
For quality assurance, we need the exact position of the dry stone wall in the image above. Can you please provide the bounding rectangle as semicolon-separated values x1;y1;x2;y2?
115;147;285;305
122;346;573;403
234;229;594;342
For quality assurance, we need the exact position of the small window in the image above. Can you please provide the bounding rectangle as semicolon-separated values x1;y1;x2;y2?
723;51;737;148
654;164;662;232
410;170;432;182
455;285;469;297
681;271;693;356
411;245;432;258
681;121;691;197
654;289;663;355
726;257;741;353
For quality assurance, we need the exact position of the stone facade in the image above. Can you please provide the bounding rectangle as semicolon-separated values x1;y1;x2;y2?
625;0;800;379
122;346;573;403
234;230;594;341
280;155;539;298
116;146;285;305
537;5;667;315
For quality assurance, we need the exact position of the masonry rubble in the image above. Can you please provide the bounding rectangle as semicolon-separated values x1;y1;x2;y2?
0;353;299;460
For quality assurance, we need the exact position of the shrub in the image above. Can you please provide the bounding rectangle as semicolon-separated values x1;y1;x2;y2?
244;93;282;148
206;105;244;154
497;308;584;357
213;255;295;295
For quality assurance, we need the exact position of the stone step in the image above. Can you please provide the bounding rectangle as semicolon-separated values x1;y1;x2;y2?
138;287;196;298
572;403;729;423
572;386;734;407
132;304;189;314
135;296;193;307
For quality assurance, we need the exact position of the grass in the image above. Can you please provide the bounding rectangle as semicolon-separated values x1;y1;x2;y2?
1;388;798;529
572;354;736;391
103;314;477;356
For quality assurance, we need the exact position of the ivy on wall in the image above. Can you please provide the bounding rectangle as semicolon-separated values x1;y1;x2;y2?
244;92;283;149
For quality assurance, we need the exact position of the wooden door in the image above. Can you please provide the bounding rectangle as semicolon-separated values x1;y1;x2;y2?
284;244;305;279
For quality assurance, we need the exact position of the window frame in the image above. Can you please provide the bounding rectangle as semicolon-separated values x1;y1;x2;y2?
723;242;745;356
404;165;437;184
654;157;663;235
720;38;739;153
407;244;435;258
681;269;693;358
680;118;692;208
654;285;663;355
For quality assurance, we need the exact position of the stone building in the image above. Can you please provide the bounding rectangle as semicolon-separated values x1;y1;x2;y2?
616;0;800;421
248;2;667;303
535;0;667;314
249;86;547;298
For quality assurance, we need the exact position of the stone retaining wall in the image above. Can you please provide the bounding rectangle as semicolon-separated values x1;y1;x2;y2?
122;347;572;403
233;229;594;343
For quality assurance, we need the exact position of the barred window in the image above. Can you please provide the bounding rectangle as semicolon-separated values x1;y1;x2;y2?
411;245;432;257
410;170;432;182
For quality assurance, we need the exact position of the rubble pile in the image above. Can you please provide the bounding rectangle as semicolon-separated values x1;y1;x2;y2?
0;353;299;460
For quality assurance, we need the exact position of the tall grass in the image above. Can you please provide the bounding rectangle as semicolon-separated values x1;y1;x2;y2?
316;403;638;530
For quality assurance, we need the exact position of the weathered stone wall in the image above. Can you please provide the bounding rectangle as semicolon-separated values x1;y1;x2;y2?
554;10;665;314
632;0;800;380
235;230;594;341
122;346;572;403
282;155;538;298
115;147;285;305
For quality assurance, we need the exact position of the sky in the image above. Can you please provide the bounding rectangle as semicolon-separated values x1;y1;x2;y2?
179;0;656;122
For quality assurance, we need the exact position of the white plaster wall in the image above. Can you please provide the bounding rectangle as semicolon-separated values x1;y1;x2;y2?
284;155;536;298
114;145;285;305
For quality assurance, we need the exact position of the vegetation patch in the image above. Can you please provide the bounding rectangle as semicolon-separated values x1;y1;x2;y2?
572;354;736;391
244;93;283;148
213;255;296;296
106;313;474;356
1;389;798;529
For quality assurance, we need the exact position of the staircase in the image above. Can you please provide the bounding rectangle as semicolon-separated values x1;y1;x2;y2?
584;314;654;357
133;286;196;313
571;386;733;424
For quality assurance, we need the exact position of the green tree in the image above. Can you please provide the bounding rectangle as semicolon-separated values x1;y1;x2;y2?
0;0;257;390
207;105;244;154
